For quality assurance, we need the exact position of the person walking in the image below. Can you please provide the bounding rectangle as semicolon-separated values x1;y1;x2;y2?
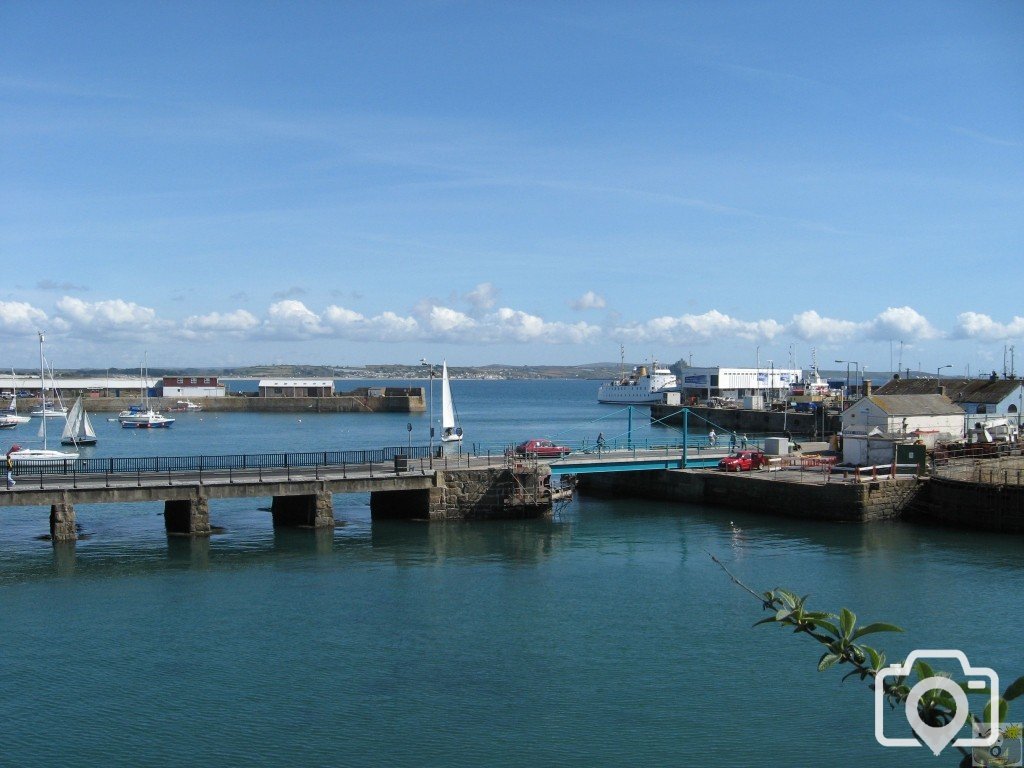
596;432;605;452
708;429;717;447
6;451;15;490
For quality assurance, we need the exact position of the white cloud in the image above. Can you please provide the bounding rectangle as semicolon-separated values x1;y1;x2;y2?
615;310;784;343
866;306;939;340
482;308;600;344
262;300;327;339
322;305;419;341
54;296;159;335
183;309;259;336
788;310;860;342
571;291;606;311
465;283;497;311
0;301;48;334
953;312;1024;340
426;305;478;336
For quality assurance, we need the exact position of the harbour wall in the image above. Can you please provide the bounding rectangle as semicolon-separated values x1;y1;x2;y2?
650;404;841;437
65;390;425;413
579;469;916;522
910;457;1024;533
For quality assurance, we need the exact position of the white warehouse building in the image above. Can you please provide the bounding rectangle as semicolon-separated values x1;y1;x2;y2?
679;366;804;403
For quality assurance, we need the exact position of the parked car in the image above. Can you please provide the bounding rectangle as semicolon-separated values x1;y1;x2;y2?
717;449;768;472
511;439;572;458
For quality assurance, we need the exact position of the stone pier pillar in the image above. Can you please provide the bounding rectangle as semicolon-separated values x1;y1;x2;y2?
164;496;211;536
271;489;334;528
49;499;77;542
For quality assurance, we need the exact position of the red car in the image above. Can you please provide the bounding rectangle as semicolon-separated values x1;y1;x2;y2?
717;450;767;472
512;439;572;458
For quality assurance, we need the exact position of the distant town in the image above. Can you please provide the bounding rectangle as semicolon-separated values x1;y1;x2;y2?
15;361;987;383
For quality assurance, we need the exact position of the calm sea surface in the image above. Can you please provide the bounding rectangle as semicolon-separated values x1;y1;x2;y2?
1;380;1019;766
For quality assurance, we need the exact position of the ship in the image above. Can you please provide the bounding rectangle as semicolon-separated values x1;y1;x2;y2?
597;362;677;404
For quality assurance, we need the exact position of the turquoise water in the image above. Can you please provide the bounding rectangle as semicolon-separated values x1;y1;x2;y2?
1;381;1019;766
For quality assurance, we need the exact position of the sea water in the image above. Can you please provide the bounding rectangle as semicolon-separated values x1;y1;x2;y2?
0;380;1019;766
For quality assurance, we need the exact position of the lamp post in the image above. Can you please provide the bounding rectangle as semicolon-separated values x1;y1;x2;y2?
936;364;952;389
420;358;434;465
835;359;859;401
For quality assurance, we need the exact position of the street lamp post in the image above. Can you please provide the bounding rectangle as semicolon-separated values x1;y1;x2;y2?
936;364;952;389
420;359;434;466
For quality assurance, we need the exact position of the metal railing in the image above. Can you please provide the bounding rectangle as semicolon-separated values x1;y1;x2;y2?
931;454;1024;486
11;444;434;477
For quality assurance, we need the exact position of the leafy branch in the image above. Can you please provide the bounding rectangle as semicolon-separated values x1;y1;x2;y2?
710;552;1024;765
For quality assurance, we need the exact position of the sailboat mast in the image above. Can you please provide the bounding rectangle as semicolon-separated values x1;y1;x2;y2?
38;331;47;449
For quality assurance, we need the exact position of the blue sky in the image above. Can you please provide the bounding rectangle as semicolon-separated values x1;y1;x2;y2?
2;1;1022;373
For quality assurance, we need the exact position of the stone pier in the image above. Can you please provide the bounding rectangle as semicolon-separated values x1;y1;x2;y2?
164;496;211;536
370;467;553;521
270;489;335;528
49;496;77;541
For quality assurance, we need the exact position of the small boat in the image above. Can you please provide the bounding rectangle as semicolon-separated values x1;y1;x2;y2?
61;396;98;446
29;400;68;418
119;354;174;429
119;407;175;429
9;333;80;463
167;399;203;412
439;360;463;443
3;374;32;424
8;444;79;463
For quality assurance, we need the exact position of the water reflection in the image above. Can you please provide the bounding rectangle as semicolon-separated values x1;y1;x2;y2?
166;535;212;569
52;540;76;577
369;518;570;566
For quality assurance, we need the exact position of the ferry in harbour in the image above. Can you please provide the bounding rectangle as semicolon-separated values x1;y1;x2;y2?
597;362;678;404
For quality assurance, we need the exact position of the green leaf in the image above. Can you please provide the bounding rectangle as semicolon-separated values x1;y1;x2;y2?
818;652;842;672
862;645;881;669
812;619;841;638
983;697;1008;725
777;589;798;609
1004;675;1024;702
959;681;991;697
775;609;792;622
851;622;904;640
839;608;856;639
914;660;936;681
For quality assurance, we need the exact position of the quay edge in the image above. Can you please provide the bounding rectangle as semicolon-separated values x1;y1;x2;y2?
578;458;1024;533
579;468;915;522
650;404;841;438
54;389;426;414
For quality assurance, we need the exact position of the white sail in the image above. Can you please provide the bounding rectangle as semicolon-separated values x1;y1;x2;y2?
10;332;80;462
80;405;96;439
61;396;97;445
61;397;82;442
439;361;463;443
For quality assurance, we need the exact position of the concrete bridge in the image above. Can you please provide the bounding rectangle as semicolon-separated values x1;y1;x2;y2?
1;448;563;542
0;441;736;544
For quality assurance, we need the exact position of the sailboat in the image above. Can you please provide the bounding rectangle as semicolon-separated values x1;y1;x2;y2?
29;374;68;418
8;332;80;463
439;360;463;443
118;354;174;429
3;370;32;425
61;396;98;446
